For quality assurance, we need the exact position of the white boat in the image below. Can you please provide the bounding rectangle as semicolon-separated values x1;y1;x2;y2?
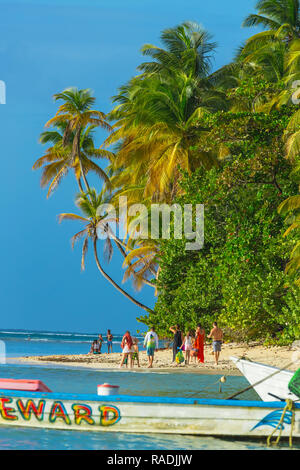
230;356;298;402
0;387;300;439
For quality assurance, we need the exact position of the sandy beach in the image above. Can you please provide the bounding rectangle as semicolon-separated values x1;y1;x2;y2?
17;342;300;375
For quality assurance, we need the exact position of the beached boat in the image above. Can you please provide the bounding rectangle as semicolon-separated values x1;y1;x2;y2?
0;386;299;438
230;356;298;402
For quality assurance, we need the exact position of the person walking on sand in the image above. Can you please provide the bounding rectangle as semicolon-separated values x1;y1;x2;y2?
207;322;223;366
180;330;193;365
144;327;159;368
107;329;113;354
169;324;183;363
194;324;205;364
119;331;134;368
190;333;198;363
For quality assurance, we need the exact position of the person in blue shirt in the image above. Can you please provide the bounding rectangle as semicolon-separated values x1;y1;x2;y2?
144;327;159;368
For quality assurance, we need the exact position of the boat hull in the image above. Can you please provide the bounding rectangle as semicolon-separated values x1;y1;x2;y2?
230;356;298;402
0;390;299;438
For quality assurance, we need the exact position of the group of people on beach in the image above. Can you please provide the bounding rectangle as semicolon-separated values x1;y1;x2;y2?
89;329;113;355
89;327;159;369
89;321;223;368
170;322;223;366
119;327;159;369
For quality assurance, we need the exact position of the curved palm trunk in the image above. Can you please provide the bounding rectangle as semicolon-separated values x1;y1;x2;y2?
79;159;90;192
93;237;153;313
73;127;90;192
77;177;84;192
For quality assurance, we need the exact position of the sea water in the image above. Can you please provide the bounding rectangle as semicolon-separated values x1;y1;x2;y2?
0;329;148;357
0;330;298;450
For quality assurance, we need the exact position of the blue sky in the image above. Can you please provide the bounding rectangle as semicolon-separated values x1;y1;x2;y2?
0;0;257;334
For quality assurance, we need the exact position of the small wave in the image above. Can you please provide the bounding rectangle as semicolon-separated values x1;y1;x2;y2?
27;339;95;344
0;331;30;335
37;332;74;336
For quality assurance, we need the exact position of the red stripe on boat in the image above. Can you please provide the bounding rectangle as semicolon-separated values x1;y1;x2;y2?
97;384;119;388
0;379;52;392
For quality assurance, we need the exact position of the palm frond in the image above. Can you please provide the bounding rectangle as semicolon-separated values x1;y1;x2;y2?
58;213;88;224
70;228;88;249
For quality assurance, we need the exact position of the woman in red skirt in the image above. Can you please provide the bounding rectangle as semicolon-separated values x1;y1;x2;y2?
194;324;205;364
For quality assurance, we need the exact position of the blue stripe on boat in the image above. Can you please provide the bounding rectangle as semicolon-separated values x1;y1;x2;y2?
0;389;299;408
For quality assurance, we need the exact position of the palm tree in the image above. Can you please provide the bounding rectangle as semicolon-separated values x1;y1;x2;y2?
278;194;300;285
278;39;300;160
210;44;286;113
122;239;160;293
218;2;300;112
33;124;113;197
59;189;153;312
138;21;217;78
44;88;112;192
107;72;221;199
285;108;300;161
242;0;300;55
106;22;227;200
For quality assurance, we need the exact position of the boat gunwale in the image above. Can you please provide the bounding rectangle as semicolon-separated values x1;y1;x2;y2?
0;390;299;408
230;356;295;374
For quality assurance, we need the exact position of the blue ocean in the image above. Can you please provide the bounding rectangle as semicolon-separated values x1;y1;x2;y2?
0;329;298;450
1;329;146;357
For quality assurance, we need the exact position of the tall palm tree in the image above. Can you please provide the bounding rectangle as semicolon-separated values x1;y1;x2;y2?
44;88;112;191
242;0;300;55
243;41;286;80
59;189;153;312
138;21;217;78
106;22;226;200
107;72;221;199
33;124;112;197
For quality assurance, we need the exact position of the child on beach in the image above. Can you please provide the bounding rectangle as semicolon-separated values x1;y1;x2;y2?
180;331;193;365
190;334;198;363
132;338;140;367
119;331;134;368
90;339;101;355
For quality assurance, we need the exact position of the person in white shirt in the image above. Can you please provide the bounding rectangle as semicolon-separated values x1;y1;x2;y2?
143;327;159;368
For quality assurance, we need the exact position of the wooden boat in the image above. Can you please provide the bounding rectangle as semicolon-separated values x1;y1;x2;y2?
230;356;298;402
0;388;299;438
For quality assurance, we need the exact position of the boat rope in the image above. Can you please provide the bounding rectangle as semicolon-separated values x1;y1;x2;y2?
225;359;296;400
187;376;227;397
266;399;295;448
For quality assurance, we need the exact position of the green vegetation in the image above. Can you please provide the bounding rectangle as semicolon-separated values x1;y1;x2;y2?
33;0;300;343
140;109;300;343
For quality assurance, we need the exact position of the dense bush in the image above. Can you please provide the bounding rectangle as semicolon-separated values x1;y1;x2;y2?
139;110;300;343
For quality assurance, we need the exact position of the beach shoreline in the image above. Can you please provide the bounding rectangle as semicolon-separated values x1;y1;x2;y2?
15;342;299;375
